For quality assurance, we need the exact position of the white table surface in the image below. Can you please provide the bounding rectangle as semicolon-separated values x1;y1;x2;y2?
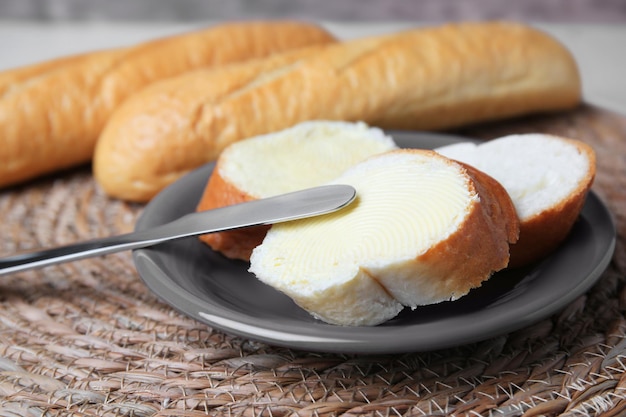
0;21;624;115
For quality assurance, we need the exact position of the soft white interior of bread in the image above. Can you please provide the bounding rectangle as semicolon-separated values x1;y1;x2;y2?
435;134;590;221
218;121;397;198
249;151;478;326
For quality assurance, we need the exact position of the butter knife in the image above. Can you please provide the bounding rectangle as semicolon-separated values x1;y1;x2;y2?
0;184;356;276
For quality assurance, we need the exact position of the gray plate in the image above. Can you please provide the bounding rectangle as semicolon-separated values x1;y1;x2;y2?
133;131;616;354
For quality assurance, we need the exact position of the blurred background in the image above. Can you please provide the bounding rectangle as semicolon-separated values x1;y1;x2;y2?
1;0;626;22
1;0;625;113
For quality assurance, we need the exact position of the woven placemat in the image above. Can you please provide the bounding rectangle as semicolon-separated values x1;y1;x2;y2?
1;104;624;416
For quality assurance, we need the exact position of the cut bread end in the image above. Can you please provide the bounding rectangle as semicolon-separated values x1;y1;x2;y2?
436;133;596;267
249;149;519;326
197;121;398;260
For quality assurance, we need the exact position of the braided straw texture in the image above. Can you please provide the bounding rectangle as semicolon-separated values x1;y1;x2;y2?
0;105;625;416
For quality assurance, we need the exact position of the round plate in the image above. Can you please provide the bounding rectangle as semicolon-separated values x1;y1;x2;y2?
133;131;616;354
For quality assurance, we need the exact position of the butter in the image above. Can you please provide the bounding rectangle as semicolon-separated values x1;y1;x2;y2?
219;121;397;198
249;150;480;325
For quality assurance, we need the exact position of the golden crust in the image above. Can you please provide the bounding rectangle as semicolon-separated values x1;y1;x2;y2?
94;44;333;202
95;21;581;202
196;161;270;261
406;160;520;300
0;21;336;188
509;139;596;267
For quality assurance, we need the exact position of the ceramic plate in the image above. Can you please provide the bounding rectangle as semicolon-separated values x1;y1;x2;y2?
133;131;616;354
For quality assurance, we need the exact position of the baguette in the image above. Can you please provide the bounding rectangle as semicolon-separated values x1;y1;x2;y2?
436;134;596;267
0;21;336;187
249;149;520;326
95;20;581;202
196;121;398;260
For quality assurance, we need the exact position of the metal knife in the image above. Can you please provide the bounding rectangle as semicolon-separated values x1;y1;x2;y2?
0;184;356;276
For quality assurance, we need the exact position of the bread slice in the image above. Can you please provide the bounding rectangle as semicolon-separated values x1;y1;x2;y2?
196;121;398;260
248;149;519;326
436;134;596;267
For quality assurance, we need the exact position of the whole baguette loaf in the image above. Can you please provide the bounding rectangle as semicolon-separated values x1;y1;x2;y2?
95;20;581;202
436;134;596;267
0;21;336;188
249;149;520;326
196;121;398;260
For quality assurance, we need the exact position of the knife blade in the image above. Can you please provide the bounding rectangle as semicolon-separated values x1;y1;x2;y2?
0;184;356;276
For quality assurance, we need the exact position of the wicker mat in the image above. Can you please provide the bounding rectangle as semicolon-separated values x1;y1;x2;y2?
1;104;625;416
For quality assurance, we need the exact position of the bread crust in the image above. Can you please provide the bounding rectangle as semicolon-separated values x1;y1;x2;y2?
196;161;270;260
418;163;520;292
372;156;520;306
436;134;596;268
0;21;336;187
508;139;596;267
95;21;581;202
94;45;332;201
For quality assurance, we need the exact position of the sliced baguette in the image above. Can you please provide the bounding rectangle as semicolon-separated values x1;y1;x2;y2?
436;134;596;267
196;121;398;260
248;149;519;326
95;20;581;202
